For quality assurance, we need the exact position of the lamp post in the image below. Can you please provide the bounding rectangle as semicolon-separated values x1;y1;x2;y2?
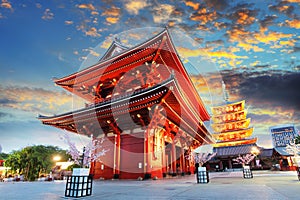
251;146;260;168
80;147;86;168
53;155;61;162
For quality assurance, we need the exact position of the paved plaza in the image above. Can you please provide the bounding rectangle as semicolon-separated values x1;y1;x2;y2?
0;171;299;200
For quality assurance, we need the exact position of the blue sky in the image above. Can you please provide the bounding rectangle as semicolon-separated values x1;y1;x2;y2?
0;0;299;153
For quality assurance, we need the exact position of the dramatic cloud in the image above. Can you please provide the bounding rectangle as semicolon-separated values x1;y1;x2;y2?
268;2;295;17
203;0;229;11
259;15;277;28
0;86;73;115
221;70;300;111
124;0;149;15
190;8;217;25
152;4;176;24
185;1;200;10
230;9;257;26
285;19;300;29
101;6;121;24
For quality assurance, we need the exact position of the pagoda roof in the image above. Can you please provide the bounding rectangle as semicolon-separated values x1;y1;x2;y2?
212;137;257;147
211;118;251;133
259;148;274;157
39;76;214;144
52;28;210;122
212;127;254;141
211;109;247;124
213;143;257;157
211;100;245;115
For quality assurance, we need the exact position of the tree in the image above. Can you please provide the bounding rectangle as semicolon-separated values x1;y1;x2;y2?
285;141;300;156
186;152;217;167
60;133;108;168
4;145;69;181
0;152;9;160
232;154;256;166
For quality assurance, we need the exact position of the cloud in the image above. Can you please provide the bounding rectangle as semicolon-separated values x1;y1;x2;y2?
0;85;73;115
203;0;229;11
124;0;149;15
78;4;95;11
1;0;12;10
227;25;295;52
226;27;251;43
206;40;224;46
269;2;295;17
219;69;300;143
102;6;120;17
221;70;300;111
41;8;54;20
176;46;213;58
185;1;200;10
152;4;176;24
259;15;277;28
85;27;100;37
105;17;119;24
232;9;257;26
101;6;121;24
285;19;300;29
237;42;264;52
253;29;293;44
190;8;217;25
65;20;73;25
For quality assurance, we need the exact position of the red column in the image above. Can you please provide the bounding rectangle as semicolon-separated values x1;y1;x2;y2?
162;136;166;176
144;129;151;178
114;132;121;178
171;142;177;176
181;147;185;174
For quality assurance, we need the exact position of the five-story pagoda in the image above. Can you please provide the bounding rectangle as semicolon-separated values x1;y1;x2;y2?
38;29;214;179
210;99;258;169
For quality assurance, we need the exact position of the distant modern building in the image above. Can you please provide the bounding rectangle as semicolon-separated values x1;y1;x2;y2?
270;124;299;170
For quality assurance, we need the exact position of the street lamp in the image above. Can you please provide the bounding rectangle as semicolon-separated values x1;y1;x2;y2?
251;146;260;168
251;146;260;156
53;155;61;162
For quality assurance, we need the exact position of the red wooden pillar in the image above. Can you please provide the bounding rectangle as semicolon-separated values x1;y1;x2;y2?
114;132;121;178
181;147;185;175
144;129;151;178
171;142;177;176
162;136;166;176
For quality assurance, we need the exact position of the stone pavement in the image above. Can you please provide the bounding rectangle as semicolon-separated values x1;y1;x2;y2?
0;171;299;200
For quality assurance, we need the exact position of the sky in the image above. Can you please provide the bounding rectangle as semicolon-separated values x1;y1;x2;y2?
0;0;299;153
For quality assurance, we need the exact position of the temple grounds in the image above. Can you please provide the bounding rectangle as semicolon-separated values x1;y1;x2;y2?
0;171;299;200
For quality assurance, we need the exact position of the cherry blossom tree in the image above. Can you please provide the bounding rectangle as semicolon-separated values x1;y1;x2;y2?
186;152;217;167
285;140;300;167
285;140;300;156
232;154;256;166
60;133;108;167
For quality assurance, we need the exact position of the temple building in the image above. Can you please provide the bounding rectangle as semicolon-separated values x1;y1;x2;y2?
39;29;214;179
208;100;259;170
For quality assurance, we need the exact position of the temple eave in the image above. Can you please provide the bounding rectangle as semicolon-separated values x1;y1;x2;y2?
212;138;257;147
